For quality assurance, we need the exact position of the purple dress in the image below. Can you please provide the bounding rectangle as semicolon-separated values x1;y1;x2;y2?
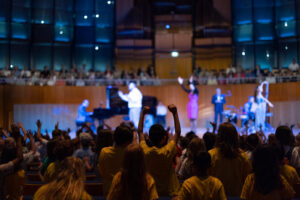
187;93;199;119
180;84;199;120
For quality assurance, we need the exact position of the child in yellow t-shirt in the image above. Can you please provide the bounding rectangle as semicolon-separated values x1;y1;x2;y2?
241;144;295;200
178;151;226;200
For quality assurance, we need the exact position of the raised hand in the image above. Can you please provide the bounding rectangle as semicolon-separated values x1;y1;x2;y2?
142;106;151;115
168;104;177;115
177;77;184;85
36;120;42;128
55;122;59;130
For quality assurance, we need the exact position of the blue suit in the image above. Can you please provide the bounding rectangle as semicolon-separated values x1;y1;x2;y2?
211;94;226;123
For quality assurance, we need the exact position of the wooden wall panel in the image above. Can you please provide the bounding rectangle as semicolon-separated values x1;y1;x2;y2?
1;83;300;131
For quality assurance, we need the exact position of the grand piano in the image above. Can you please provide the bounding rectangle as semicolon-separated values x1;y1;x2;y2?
91;86;157;121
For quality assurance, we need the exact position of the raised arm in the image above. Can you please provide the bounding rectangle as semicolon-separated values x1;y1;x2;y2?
137;106;150;142
118;91;129;102
168;104;181;143
178;77;190;93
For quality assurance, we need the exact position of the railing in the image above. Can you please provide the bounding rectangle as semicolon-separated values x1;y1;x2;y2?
0;75;300;86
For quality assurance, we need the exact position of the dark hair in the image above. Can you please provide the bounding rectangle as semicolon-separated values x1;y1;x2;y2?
216;122;240;158
275;126;293;146
54;139;73;161
149;124;165;147
246;134;259;151
46;139;58;160
1;143;17;164
114;125;133;146
193;151;211;171
252;144;282;195
203;132;216;151
179;137;189;150
96;129;113;154
187;137;206;160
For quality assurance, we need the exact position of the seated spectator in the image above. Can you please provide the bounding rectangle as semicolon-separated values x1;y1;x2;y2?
0;133;23;199
272;142;300;187
73;132;95;171
107;144;158;200
240;144;295;200
289;58;299;72
203;132;216;151
34;157;92;200
178;151;226;200
275;126;294;161
291;133;300;174
245;134;260;161
138;104;180;197
98;125;133;195
178;137;206;179
40;139;57;176
43;139;73;182
208;122;252;196
40;65;50;79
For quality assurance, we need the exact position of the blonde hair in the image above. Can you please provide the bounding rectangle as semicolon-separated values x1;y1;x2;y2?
35;157;86;200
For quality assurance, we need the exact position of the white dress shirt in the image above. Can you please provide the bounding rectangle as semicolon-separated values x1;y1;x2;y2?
120;87;142;108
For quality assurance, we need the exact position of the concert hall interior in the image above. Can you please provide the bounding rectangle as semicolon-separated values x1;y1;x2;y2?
1;0;300;200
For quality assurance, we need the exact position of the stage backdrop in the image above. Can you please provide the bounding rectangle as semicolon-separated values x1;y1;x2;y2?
0;83;299;134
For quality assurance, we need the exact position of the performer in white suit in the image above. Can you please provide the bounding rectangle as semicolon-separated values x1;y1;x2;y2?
118;82;143;128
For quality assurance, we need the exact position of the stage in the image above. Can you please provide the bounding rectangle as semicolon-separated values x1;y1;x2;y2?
1;83;300;138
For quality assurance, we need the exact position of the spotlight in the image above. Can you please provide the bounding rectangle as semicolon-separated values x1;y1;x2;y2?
107;1;112;5
95;45;99;51
284;21;288;27
84;15;88;19
266;53;270;58
165;24;170;29
95;14;100;18
10;64;14;68
171;51;179;58
285;45;288;50
59;30;63;35
41;20;45;24
242;50;246;56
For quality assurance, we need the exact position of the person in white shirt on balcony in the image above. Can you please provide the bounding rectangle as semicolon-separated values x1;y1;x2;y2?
289;58;299;72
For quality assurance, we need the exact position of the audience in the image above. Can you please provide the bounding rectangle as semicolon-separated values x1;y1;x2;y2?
1;103;300;200
240;144;295;200
107;144;158;200
178;151;226;200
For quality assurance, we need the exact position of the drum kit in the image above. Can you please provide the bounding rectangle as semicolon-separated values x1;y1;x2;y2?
223;105;273;132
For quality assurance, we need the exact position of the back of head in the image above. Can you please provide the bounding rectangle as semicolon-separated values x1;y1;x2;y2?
275;126;293;146
252;144;281;194
114;144;148;200
1;137;17;163
79;132;92;148
54;139;73;161
46;139;59;160
203;132;216;151
193;151;211;172
216;122;239;158
246;134;259;151
96;129;113;153
114;125;133;147
187;137;206;159
149;124;165;147
35;157;86;200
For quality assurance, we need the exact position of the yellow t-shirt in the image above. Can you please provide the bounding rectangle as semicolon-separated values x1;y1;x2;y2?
240;173;295;200
98;146;127;195
178;176;226;200
280;164;300;186
208;147;252;196
107;171;159;200
43;161;60;183
33;184;92;200
140;140;180;196
5;169;25;200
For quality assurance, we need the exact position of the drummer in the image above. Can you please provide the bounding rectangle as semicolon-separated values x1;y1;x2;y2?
242;96;255;127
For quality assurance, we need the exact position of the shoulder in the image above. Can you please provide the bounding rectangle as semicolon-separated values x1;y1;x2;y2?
100;146;115;155
34;184;49;198
82;191;92;200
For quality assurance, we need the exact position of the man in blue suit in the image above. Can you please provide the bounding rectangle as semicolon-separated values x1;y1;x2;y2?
211;88;226;124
